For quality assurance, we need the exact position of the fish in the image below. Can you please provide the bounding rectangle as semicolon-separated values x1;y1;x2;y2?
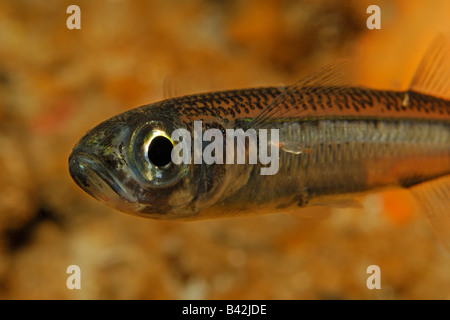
69;37;450;249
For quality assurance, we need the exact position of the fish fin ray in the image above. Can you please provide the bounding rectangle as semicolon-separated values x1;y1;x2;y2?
248;60;351;129
290;206;332;219
409;175;450;251
163;76;179;99
408;35;450;100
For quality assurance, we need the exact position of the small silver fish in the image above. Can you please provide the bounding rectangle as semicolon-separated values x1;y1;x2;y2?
69;38;450;249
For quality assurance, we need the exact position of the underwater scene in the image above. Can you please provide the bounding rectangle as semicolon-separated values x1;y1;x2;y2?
0;0;449;299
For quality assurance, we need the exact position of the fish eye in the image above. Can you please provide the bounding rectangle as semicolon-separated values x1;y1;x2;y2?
148;135;174;167
129;123;187;188
143;130;174;167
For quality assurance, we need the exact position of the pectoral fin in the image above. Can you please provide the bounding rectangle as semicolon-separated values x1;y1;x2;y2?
272;140;313;155
163;76;179;99
409;175;450;251
248;59;351;129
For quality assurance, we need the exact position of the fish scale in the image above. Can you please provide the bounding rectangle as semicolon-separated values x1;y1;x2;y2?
166;87;449;124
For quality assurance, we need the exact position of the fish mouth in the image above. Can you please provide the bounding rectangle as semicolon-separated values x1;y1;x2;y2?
69;152;137;205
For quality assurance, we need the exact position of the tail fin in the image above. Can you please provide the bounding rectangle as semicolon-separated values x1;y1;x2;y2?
407;36;450;251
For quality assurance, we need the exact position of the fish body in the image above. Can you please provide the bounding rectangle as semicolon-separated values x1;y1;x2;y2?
69;85;450;215
69;37;450;248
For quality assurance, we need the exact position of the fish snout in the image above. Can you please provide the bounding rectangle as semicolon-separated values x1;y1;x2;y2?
68;151;136;204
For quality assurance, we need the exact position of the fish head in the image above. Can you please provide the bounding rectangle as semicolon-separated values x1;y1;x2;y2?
69;103;228;219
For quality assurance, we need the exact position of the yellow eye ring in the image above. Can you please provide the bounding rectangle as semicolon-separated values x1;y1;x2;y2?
129;120;187;188
143;130;175;168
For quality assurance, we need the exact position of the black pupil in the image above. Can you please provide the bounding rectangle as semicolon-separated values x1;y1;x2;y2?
148;136;173;167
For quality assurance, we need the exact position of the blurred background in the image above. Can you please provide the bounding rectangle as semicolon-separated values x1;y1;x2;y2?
0;0;449;299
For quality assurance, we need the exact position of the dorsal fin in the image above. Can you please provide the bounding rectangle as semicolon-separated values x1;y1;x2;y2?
409;35;450;100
